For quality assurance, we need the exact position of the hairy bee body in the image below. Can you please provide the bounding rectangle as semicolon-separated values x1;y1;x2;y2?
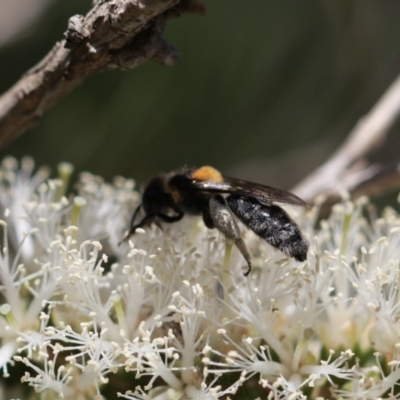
227;195;307;262
123;166;309;276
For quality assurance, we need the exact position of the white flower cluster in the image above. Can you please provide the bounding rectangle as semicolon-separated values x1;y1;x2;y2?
0;157;399;399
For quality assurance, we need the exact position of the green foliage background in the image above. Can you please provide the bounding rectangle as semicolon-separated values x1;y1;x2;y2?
1;0;400;189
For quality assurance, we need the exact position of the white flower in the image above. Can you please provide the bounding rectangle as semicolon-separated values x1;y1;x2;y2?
0;158;400;399
0;157;50;261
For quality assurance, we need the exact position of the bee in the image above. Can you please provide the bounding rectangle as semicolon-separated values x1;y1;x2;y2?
122;166;309;276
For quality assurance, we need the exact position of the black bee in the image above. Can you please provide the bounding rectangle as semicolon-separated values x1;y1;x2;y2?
122;166;309;276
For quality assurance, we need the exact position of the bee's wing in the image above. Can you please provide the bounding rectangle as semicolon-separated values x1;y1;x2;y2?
189;175;307;207
224;176;307;206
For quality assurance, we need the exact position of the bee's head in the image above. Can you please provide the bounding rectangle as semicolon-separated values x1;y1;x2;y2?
142;175;171;215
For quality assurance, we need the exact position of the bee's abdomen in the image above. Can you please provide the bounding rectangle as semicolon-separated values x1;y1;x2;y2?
227;194;308;261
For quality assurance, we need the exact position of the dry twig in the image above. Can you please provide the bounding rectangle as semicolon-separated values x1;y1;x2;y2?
0;0;204;150
293;72;400;203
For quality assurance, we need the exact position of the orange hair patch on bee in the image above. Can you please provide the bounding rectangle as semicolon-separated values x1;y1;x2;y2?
191;166;223;182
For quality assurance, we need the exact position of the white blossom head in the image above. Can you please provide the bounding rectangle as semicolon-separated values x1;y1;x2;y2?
0;159;399;399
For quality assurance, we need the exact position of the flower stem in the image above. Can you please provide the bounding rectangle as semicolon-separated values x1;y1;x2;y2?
0;304;18;327
340;211;351;255
292;327;313;371
55;162;74;202
111;293;127;336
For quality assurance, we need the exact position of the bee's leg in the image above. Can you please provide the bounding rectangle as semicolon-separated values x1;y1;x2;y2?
129;204;142;227
209;195;252;276
119;213;156;244
157;213;184;224
202;208;215;229
123;212;184;242
152;213;183;231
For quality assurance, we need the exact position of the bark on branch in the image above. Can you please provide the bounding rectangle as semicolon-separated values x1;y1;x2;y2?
0;0;204;150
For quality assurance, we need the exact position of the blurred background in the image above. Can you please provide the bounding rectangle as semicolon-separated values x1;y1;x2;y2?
1;0;400;193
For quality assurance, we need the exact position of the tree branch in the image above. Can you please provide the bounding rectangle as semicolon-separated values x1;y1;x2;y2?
0;0;204;150
310;161;400;214
293;71;400;203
